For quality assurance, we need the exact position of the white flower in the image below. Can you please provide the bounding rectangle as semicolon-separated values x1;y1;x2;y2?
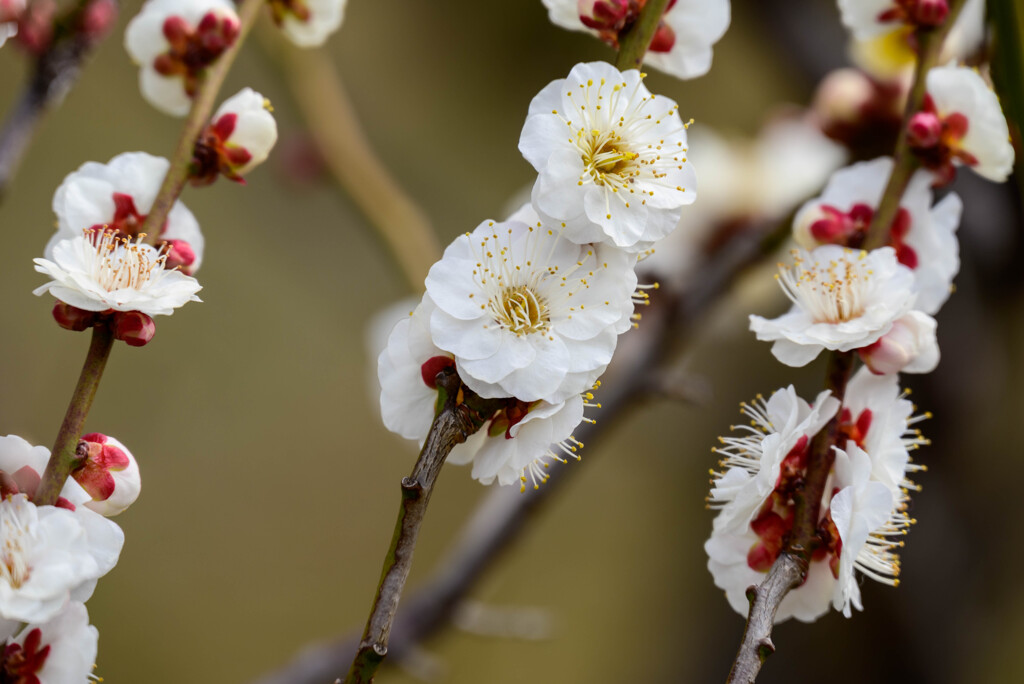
0;0;23;48
425;216;636;404
924;65;1015;183
3;602;98;683
124;0;240;116
792;158;961;315
708;387;839;534
830;442;907;617
749;246;916;367
269;0;346;47
34;229;203;317
48;152;205;274
0;494;122;624
519;61;696;251
73;434;141;517
541;0;730;80
377;295;593;488
858;310;938;375
199;88;278;181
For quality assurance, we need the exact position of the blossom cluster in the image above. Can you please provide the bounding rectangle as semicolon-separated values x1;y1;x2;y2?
378;60;704;489
705;2;1014;622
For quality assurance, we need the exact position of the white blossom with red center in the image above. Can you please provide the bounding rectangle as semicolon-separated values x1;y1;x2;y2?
268;0;346;47
541;0;730;80
838;0;951;40
73;434;141;518
858;310;938;374
519;61;696;251
124;0;240;116
192;88;278;185
705;383;923;622
793;157;962;316
425;216;636;404
915;65;1015;184
34;229;203;317
0;0;24;48
48;152;204;274
749;245;916;367
377;296;592;488
1;602;98;683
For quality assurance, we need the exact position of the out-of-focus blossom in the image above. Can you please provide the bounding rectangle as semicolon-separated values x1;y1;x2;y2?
541;0;730;80
520;61;695;251
49;152;204;274
124;0;239;116
1;602;98;683
268;0;346;48
0;0;24;48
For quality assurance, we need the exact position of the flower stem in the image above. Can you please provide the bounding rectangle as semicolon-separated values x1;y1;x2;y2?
343;370;502;684
862;0;967;250
34;324;115;506
138;0;264;244
615;0;670;72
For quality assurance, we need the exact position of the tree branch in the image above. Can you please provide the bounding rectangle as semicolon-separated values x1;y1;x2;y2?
614;0;670;72
0;0;117;199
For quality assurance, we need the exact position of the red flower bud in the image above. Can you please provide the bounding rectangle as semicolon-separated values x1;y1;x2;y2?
113;311;156;347
52;301;97;332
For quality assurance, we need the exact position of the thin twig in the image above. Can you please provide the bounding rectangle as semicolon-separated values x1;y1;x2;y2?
262;36;440;292
248;215;790;684
862;0;967;250
614;0;670;72
138;0;264;242
34;323;114;506
0;0;117;198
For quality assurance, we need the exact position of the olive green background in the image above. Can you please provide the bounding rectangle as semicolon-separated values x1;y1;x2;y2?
0;2;1022;683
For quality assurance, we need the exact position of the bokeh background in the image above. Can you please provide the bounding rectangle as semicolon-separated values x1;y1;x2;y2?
0;1;1022;682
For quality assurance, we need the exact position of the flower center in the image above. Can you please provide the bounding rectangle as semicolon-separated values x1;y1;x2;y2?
84;229;167;292
0;496;33;590
778;250;871;324
490;285;549;335
154;12;239;98
582;131;639;186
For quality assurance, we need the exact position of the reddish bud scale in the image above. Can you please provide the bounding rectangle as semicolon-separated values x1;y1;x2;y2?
14;0;54;55
79;0;117;40
72;433;130;502
52;301;97;331
420;355;455;389
113;311;156;347
1;628;51;680
189;113;253;186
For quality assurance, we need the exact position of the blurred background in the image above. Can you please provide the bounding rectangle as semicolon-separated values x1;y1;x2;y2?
0;1;1022;682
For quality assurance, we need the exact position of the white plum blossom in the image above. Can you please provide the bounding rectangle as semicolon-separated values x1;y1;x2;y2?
199;88;279;181
49;152;205;274
541;0;730;80
425;216;636;404
708;387;839;534
749;246;916;367
74;434;142;517
0;495;121;624
34;229;203;317
792;157;961;315
377;296;591;488
124;0;240;116
270;0;346;47
924;65;1015;183
519;61;696;251
859;310;938;375
2;602;98;683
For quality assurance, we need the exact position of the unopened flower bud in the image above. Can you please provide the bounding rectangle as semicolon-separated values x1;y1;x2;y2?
52;301;97;332
113;311;156;347
73;434;141;516
163;239;196;273
907;111;942;148
209;88;278;177
420;355;455;389
912;0;948;27
577;0;628;30
79;0;117;40
858;311;938;375
648;21;676;53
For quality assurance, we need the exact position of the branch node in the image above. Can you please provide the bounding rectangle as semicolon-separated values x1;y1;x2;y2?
756;638;775;662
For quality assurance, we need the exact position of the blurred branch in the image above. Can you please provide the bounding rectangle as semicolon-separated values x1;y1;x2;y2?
138;0;264;241
863;0;966;249
264;37;440;292
615;0;669;71
248;215;792;684
0;0;117;199
989;0;1024;205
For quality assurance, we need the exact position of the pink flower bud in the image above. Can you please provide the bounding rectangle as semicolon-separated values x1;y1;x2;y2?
577;0;628;30
113;311;156;347
162;15;190;44
858;311;938;375
907;111;942;148
912;0;948;26
73;433;141;516
163;239;197;274
79;0;116;40
648;22;676;53
52;301;97;332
